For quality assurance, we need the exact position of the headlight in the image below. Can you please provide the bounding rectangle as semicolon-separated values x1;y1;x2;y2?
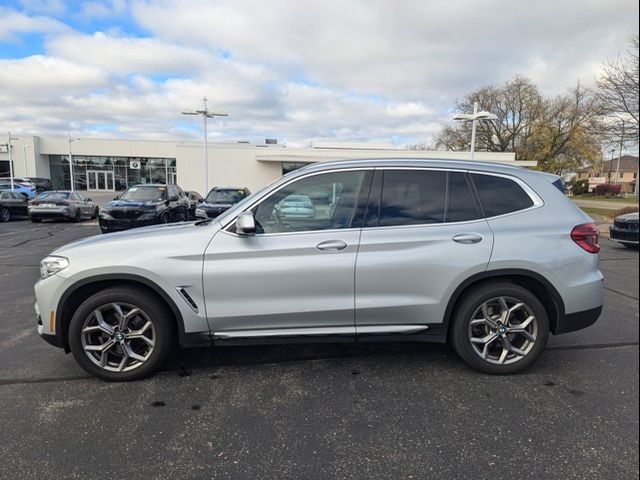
40;256;69;279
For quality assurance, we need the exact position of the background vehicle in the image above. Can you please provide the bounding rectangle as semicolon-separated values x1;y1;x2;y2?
185;190;204;219
99;184;190;233
609;211;639;248
274;194;315;219
0;182;36;199
34;159;603;381
195;186;251;219
26;177;52;192
29;191;98;222
0;191;28;221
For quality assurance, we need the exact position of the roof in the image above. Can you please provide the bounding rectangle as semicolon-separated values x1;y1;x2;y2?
296;157;535;176
602;156;639;172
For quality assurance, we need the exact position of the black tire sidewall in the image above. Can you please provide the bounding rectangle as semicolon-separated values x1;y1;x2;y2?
450;282;549;375
0;208;9;222
68;287;175;381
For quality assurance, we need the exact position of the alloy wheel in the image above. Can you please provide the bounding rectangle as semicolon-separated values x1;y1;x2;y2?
81;302;156;372
0;208;9;222
468;296;538;365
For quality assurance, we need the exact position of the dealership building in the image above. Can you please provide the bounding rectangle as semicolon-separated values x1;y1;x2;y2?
0;135;529;195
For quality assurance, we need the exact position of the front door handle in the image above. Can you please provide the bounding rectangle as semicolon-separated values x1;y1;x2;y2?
316;240;348;251
452;233;483;244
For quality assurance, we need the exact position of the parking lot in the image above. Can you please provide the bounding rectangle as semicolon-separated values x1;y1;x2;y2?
0;219;638;479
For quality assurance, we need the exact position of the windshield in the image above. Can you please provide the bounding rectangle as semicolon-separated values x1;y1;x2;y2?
36;192;70;200
120;186;166;202
206;189;246;204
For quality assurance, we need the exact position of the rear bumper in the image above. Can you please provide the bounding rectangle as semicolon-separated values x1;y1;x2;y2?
553;305;602;335
29;207;71;219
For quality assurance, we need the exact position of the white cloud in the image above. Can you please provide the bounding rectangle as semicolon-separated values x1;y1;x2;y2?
0;0;638;146
0;7;69;41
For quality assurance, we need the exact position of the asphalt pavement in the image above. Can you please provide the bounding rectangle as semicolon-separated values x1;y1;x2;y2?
0;219;638;479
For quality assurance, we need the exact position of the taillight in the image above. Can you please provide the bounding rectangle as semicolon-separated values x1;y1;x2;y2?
571;223;600;253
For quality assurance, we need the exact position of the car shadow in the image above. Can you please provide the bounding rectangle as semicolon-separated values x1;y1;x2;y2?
162;341;454;373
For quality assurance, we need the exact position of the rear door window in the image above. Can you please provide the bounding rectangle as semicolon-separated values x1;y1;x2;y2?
377;170;447;226
471;174;534;217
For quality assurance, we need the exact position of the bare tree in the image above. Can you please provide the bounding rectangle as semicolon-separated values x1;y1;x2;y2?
435;76;602;173
595;36;639;144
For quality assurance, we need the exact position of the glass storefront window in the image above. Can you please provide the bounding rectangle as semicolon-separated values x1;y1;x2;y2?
48;155;176;191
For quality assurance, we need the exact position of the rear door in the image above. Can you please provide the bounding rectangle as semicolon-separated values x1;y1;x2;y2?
355;168;494;334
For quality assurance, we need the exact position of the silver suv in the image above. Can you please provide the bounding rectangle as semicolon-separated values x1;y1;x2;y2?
34;159;603;380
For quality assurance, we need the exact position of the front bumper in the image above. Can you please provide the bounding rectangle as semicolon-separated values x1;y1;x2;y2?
609;225;639;244
99;217;158;232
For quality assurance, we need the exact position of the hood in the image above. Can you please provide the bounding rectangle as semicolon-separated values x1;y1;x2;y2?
616;212;639;221
52;221;210;256
104;199;158;209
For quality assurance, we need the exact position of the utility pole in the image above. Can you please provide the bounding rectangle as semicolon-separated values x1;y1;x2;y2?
452;102;498;161
5;132;19;191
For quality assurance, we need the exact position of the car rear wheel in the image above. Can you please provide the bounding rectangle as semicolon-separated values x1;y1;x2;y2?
73;208;82;222
0;207;10;222
68;287;175;381
450;282;549;374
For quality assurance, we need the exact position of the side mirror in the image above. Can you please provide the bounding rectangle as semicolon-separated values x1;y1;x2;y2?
195;209;208;220
197;198;204;204
113;196;119;200
236;211;256;236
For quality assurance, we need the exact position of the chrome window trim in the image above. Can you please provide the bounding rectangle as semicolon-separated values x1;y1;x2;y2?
468;170;545;220
221;165;544;235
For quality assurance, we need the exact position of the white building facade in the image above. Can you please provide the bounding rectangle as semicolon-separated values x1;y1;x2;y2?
1;136;530;195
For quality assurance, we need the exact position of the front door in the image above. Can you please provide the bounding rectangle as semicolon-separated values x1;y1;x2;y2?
87;170;115;191
202;169;372;336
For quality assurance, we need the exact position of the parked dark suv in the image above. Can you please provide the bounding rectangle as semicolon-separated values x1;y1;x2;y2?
609;211;639;248
99;184;190;233
195;186;251;218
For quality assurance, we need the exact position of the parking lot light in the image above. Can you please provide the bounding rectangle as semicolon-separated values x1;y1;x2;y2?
452;102;498;160
5;131;19;191
181;98;228;194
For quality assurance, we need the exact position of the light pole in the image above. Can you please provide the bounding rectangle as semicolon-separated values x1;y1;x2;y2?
181;97;228;194
5;132;19;191
22;143;31;177
67;135;80;191
452;102;498;160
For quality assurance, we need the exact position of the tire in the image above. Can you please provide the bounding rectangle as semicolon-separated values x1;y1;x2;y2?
450;281;549;375
30;216;42;223
92;207;99;219
73;208;82;222
623;243;638;249
68;287;175;381
0;207;10;222
159;213;170;224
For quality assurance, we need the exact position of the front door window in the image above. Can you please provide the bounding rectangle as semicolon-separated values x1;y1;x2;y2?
252;170;368;234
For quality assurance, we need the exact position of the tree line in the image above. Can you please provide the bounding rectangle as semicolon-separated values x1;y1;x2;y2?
421;36;639;175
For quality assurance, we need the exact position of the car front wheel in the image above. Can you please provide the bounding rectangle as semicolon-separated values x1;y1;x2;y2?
68;287;175;381
0;207;10;222
450;282;549;374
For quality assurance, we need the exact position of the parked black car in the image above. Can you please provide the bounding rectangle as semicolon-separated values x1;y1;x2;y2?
185;190;204;219
610;211;639;248
196;186;251;219
99;184;190;233
0;190;28;221
29;191;99;222
26;177;53;192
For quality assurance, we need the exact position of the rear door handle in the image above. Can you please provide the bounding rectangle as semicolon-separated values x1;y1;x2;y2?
316;240;348;251
452;233;483;244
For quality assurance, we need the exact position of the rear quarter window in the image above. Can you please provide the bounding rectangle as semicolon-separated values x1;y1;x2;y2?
471;174;534;217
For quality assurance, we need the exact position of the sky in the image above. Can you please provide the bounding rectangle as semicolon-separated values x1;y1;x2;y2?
0;0;638;147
